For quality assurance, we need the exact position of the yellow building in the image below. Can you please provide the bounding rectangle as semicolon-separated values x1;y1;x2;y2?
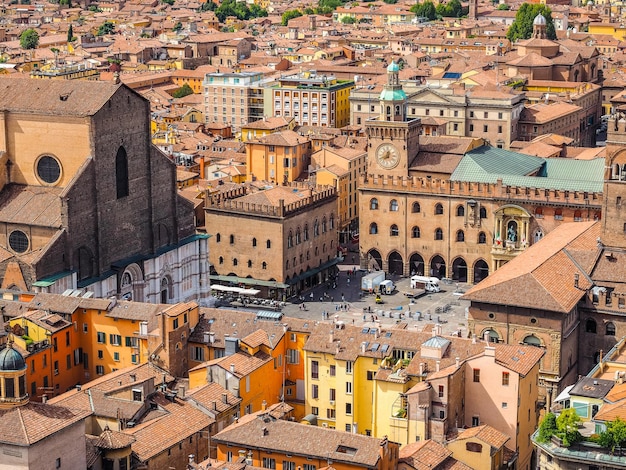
245;130;311;183
241;117;296;142
588;22;626;41
446;425;509;470
267;72;355;128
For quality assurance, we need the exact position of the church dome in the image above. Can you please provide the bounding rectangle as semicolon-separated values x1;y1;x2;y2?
0;345;26;371
387;61;400;72
533;14;547;25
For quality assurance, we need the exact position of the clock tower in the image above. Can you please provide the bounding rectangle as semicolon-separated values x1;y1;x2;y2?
365;61;421;177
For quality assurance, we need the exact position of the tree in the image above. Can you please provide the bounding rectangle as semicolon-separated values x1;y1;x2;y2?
173;21;183;31
383;0;398;4
172;84;194;98
200;0;217;10
281;9;302;26
67;24;75;42
97;21;115;36
537;412;558;443
599;418;626;453
506;3;556;42
341;16;356;23
410;0;436;20
497;3;510;9
435;0;463;18
19;28;39;50
556;408;582;447
249;4;268;17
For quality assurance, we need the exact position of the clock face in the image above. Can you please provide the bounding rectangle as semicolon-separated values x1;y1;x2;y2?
376;143;400;169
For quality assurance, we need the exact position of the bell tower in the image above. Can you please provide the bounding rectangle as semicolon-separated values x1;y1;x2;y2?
601;113;626;248
365;61;421;177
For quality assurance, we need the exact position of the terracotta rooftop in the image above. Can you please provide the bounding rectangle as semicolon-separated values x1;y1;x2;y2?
463;221;600;313
213;414;388;467
398;439;452;470
455;424;510;450
0;402;90;446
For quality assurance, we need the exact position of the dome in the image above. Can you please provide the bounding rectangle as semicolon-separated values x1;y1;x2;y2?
0;345;26;371
533;14;547;25
387;61;400;72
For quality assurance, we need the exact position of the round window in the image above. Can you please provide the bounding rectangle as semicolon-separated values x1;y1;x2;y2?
9;230;29;253
36;155;61;184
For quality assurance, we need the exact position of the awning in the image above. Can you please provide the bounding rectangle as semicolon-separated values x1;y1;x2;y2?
210;285;261;296
287;256;343;286
209;275;288;289
554;385;574;403
257;310;283;320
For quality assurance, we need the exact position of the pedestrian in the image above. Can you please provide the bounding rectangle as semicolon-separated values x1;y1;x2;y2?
310;292;314;301
320;296;323;302
341;293;345;301
331;296;334;303
352;255;355;263
322;310;326;319
335;304;339;311
347;278;350;286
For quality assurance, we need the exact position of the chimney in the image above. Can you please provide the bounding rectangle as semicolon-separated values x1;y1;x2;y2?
212;401;217;410
262;400;267;410
574;273;579;288
222;393;228;404
189;455;195;464
130;373;136;382
436;360;440;372
246;451;253;465
179;385;185;399
432;327;437;337
483;331;490;343
42;395;47;404
419;363;424;375
455;357;460;368
361;342;367;354
329;329;334;343
230;364;235;374
485;345;496;357
472;334;477;344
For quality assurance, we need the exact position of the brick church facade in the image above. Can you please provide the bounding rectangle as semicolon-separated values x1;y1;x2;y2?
0;77;209;303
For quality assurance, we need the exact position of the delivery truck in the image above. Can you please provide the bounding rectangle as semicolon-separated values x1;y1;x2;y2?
361;271;386;293
410;275;441;293
379;279;395;295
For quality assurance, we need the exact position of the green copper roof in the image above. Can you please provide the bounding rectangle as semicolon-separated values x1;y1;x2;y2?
451;145;604;193
387;61;400;72
380;88;406;101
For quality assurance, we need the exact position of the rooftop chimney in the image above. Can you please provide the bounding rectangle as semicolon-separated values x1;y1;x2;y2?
574;273;579;288
455;357;460;368
329;329;334;343
361;342;367;354
212;401;217;410
472;334;477;344
262;400;267;410
230;364;235;374
130;374;136;382
436;360;440;372
189;455;195;464
222;392;228;404
179;385;185;399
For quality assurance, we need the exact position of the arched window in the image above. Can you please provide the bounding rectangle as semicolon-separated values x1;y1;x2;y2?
314;220;320;236
606;322;616;336
248;260;252;268
252;238;257;247
534;229;543;243
229;234;234;244
266;240;271;249
412;202;421;213
322;218;327;233
262;262;267;270
586;318;597;334
390;200;399;212
479;207;487;219
456;230;465;242
329;215;334;230
296;229;301;244
370;223;378;235
456;205;465;217
233;258;238;266
554;208;563;219
390;225;399;236
287;231;293;248
523;335;542;347
216;233;221;243
411;226;420;238
435;203;444;215
304;225;309;241
478;232;486;244
435;228;443;240
574;210;582;221
219;256;224;265
484;329;499;343
370;198;379;210
286;260;290;269
116;146;129;199
535;207;543;217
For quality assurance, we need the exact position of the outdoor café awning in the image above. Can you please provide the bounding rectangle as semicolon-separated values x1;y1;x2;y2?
210;285;261;296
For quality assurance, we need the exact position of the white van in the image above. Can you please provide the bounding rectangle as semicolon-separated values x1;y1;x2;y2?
379;280;395;294
410;275;441;293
